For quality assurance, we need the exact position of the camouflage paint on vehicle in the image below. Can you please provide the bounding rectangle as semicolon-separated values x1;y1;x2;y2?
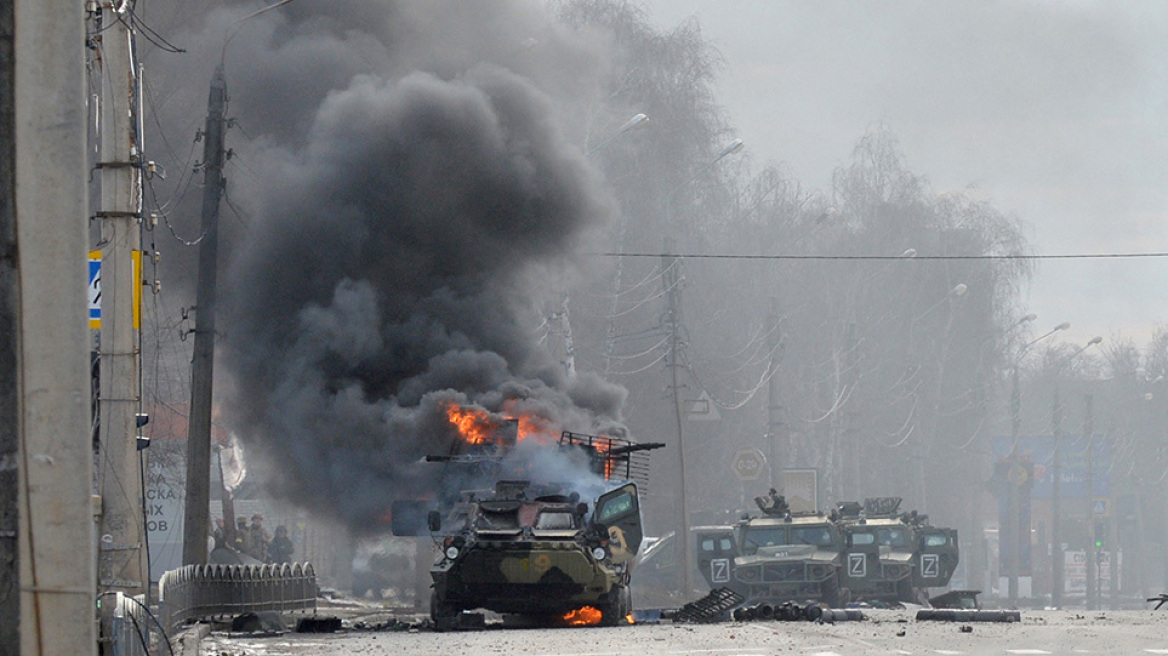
429;480;637;627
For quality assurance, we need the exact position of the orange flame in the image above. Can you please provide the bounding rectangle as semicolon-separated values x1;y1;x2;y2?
562;606;603;626
445;404;497;445
593;439;615;480
625;614;634;625
445;401;562;447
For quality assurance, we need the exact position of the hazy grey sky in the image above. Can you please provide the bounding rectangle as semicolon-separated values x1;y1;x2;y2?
644;0;1168;350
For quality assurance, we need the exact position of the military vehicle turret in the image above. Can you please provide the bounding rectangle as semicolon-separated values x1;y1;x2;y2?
695;490;844;607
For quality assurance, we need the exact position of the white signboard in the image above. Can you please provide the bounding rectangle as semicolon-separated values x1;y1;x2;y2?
146;456;185;581
1063;549;1122;594
782;469;819;513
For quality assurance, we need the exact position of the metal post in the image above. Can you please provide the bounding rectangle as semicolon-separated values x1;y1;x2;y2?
182;66;227;565
1084;394;1095;610
15;0;97;650
1007;365;1020;606
1108;511;1117;609
95;0;146;597
1051;386;1063;607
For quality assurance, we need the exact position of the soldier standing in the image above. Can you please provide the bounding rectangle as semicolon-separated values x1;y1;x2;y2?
249;514;271;562
234;517;251;555
269;525;294;564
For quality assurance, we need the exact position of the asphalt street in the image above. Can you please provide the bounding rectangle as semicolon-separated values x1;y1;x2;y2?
199;609;1168;656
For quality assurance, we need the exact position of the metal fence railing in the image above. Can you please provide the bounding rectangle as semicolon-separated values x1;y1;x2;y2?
158;562;317;633
101;592;156;656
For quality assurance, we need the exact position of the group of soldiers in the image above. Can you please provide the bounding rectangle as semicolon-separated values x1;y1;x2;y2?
214;513;295;564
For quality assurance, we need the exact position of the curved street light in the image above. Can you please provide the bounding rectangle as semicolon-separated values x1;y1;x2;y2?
586;113;650;156
665;137;744;597
1050;335;1103;609
665;138;745;230
1004;319;1069;605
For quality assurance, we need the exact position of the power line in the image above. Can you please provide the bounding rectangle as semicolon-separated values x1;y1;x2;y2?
595;251;1168;261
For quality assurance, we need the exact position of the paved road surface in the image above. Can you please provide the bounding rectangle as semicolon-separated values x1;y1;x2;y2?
201;609;1168;655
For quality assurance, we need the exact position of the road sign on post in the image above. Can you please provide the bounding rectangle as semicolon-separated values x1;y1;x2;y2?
731;446;766;481
1092;497;1109;517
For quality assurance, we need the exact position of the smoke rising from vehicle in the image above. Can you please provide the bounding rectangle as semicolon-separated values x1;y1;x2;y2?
146;1;631;532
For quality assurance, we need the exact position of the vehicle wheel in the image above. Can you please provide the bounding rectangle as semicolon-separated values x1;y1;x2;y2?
839;587;852;607
600;585;630;626
895;578;915;604
822;575;843;608
430;590;459;631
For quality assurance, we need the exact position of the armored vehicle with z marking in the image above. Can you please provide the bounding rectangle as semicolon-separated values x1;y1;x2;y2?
833;498;918;604
695;491;844;608
833;498;959;604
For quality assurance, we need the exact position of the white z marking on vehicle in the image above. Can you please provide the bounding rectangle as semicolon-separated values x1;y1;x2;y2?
711;558;731;583
922;553;940;578
848;553;866;577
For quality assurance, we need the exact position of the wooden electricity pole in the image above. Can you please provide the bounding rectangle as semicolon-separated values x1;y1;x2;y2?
182;66;227;565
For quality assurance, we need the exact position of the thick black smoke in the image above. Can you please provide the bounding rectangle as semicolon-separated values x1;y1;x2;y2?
190;3;630;531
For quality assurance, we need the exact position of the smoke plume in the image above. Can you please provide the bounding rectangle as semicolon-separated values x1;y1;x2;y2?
173;2;631;531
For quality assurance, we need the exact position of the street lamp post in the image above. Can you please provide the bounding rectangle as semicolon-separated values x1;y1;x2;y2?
909;282;969;511
590;113;652;380
665;138;743;597
1050;335;1102;609
587;113;649;156
1006;320;1069;606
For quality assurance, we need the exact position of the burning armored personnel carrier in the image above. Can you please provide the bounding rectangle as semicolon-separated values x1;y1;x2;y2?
394;415;663;630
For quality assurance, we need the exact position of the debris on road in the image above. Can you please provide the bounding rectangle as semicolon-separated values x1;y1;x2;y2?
916;609;1020;623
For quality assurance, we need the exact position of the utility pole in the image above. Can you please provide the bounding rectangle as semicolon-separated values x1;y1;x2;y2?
182;66;228;565
0;0;17;644
14;0;96;651
664;245;693;596
546;292;577;378
766;298;786;490
96;0;146;598
1051;385;1064;607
